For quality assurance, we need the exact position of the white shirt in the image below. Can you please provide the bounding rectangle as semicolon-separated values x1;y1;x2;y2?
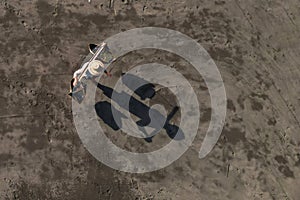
73;62;88;79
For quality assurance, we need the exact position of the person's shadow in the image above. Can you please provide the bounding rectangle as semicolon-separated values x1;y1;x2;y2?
121;73;156;100
94;101;126;131
94;76;184;142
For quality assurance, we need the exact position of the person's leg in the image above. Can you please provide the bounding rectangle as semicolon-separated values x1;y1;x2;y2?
104;70;112;77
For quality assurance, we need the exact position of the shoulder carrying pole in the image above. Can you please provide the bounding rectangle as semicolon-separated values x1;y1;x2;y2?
78;43;106;82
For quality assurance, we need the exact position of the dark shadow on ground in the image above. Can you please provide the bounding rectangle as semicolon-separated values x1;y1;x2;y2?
94;101;127;131
94;82;184;142
121;73;156;100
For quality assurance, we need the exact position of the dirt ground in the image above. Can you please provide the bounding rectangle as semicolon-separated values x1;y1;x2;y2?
1;0;300;199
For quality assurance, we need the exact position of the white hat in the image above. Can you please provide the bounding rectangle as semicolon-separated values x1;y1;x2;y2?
88;60;104;76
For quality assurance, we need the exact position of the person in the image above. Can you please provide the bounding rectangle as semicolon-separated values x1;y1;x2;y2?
72;61;112;87
72;43;112;87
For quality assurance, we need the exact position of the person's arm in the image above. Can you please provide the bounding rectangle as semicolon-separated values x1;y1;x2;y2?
73;63;87;78
73;63;88;86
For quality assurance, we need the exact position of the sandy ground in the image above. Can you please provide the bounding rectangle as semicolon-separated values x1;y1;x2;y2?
1;0;300;199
